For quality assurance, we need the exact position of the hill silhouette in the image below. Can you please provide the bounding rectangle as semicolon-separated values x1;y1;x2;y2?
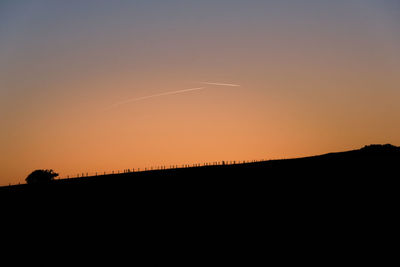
1;144;399;199
2;144;398;255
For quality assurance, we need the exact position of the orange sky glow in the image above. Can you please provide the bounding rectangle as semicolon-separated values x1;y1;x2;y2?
1;1;399;185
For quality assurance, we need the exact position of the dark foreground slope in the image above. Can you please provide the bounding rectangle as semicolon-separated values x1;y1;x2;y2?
2;144;399;258
2;144;399;200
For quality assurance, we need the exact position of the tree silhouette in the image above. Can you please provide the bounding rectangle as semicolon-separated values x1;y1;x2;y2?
26;169;59;184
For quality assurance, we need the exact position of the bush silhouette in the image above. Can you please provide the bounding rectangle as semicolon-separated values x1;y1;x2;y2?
26;169;59;184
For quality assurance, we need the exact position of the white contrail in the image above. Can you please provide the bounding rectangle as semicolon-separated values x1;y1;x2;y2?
201;82;241;87
108;87;205;109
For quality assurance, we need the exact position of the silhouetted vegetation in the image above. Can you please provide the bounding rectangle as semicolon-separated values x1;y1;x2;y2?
361;144;399;152
25;169;59;184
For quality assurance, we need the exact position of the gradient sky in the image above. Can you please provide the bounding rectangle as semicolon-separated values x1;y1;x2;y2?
1;0;400;185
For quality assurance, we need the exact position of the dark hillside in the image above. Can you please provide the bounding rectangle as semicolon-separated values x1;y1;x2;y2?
2;144;399;200
2;144;398;249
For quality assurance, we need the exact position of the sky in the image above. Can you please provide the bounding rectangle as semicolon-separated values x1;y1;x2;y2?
1;0;399;185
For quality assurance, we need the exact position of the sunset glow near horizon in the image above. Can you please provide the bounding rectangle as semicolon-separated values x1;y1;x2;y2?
1;1;400;185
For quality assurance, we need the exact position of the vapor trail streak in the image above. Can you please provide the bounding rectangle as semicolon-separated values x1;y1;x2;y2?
108;87;205;109
201;82;241;87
